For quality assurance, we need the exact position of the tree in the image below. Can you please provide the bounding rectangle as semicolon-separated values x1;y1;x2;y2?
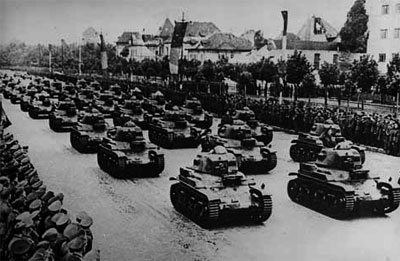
286;50;312;101
301;72;317;103
387;56;400;112
350;56;379;109
339;0;368;53
319;62;340;106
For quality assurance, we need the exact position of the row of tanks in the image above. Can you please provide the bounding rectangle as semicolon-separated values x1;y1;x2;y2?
4;72;400;230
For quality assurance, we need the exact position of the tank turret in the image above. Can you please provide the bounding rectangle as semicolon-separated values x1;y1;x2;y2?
170;146;272;227
287;145;400;218
290;123;365;163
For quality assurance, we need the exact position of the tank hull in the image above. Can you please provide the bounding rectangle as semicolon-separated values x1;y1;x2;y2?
49;115;78;132
170;182;272;228
290;140;366;163
239;152;277;174
287;176;400;219
28;107;51;119
97;147;165;178
70;129;104;153
148;125;200;149
190;118;213;129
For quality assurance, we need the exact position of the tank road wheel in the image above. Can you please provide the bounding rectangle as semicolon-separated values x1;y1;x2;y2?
289;145;299;162
329;193;354;219
376;184;400;214
265;152;277;172
384;188;400;214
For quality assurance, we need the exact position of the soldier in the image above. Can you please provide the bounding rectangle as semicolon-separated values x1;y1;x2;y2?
0;187;12;258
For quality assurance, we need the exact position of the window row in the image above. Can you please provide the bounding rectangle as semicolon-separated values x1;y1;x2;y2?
378;53;399;62
380;28;400;39
381;3;400;15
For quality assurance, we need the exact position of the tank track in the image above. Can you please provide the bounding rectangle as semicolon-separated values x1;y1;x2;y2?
288;178;355;219
170;183;219;228
382;188;400;214
254;194;272;222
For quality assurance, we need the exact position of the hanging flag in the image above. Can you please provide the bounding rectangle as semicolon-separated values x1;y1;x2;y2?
99;34;108;70
314;17;325;35
169;20;188;75
281;11;288;36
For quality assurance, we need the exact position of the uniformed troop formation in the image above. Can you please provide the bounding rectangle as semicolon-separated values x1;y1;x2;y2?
1;69;400;251
0;126;95;260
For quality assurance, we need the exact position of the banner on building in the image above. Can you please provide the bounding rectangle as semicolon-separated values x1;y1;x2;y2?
100;34;108;70
281;11;288;36
169;21;188;75
314;17;325;35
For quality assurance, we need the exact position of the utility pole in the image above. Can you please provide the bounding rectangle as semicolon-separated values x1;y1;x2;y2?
61;39;64;73
48;44;52;73
78;43;82;75
38;44;41;67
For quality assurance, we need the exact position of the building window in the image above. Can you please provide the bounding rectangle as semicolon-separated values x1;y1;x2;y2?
396;3;400;13
393;53;399;60
379;53;386;62
380;29;388;39
314;53;321;69
382;5;389;14
333;54;339;64
231;53;234;59
395;28;400;38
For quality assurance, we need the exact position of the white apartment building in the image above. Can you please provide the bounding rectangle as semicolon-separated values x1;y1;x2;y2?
367;0;400;72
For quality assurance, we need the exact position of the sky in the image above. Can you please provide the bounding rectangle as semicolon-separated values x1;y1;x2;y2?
0;0;355;45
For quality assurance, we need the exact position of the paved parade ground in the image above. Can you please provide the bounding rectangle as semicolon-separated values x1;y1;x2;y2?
3;96;400;261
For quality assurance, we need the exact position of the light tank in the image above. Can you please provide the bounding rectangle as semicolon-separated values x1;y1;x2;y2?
289;122;365;163
148;109;201;149
28;93;52;119
20;87;39;112
97;124;164;178
3;81;18;99
93;92;116;118
181;98;213;129
70;110;108;153
48;99;78;132
58;84;77;101
113;99;146;129
221;107;273;145
287;142;400;219
10;86;27;104
170;146;272;228
201;122;277;174
141;91;165;115
73;88;95;110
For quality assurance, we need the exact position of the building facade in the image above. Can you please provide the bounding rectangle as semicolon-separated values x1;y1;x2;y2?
367;0;400;72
